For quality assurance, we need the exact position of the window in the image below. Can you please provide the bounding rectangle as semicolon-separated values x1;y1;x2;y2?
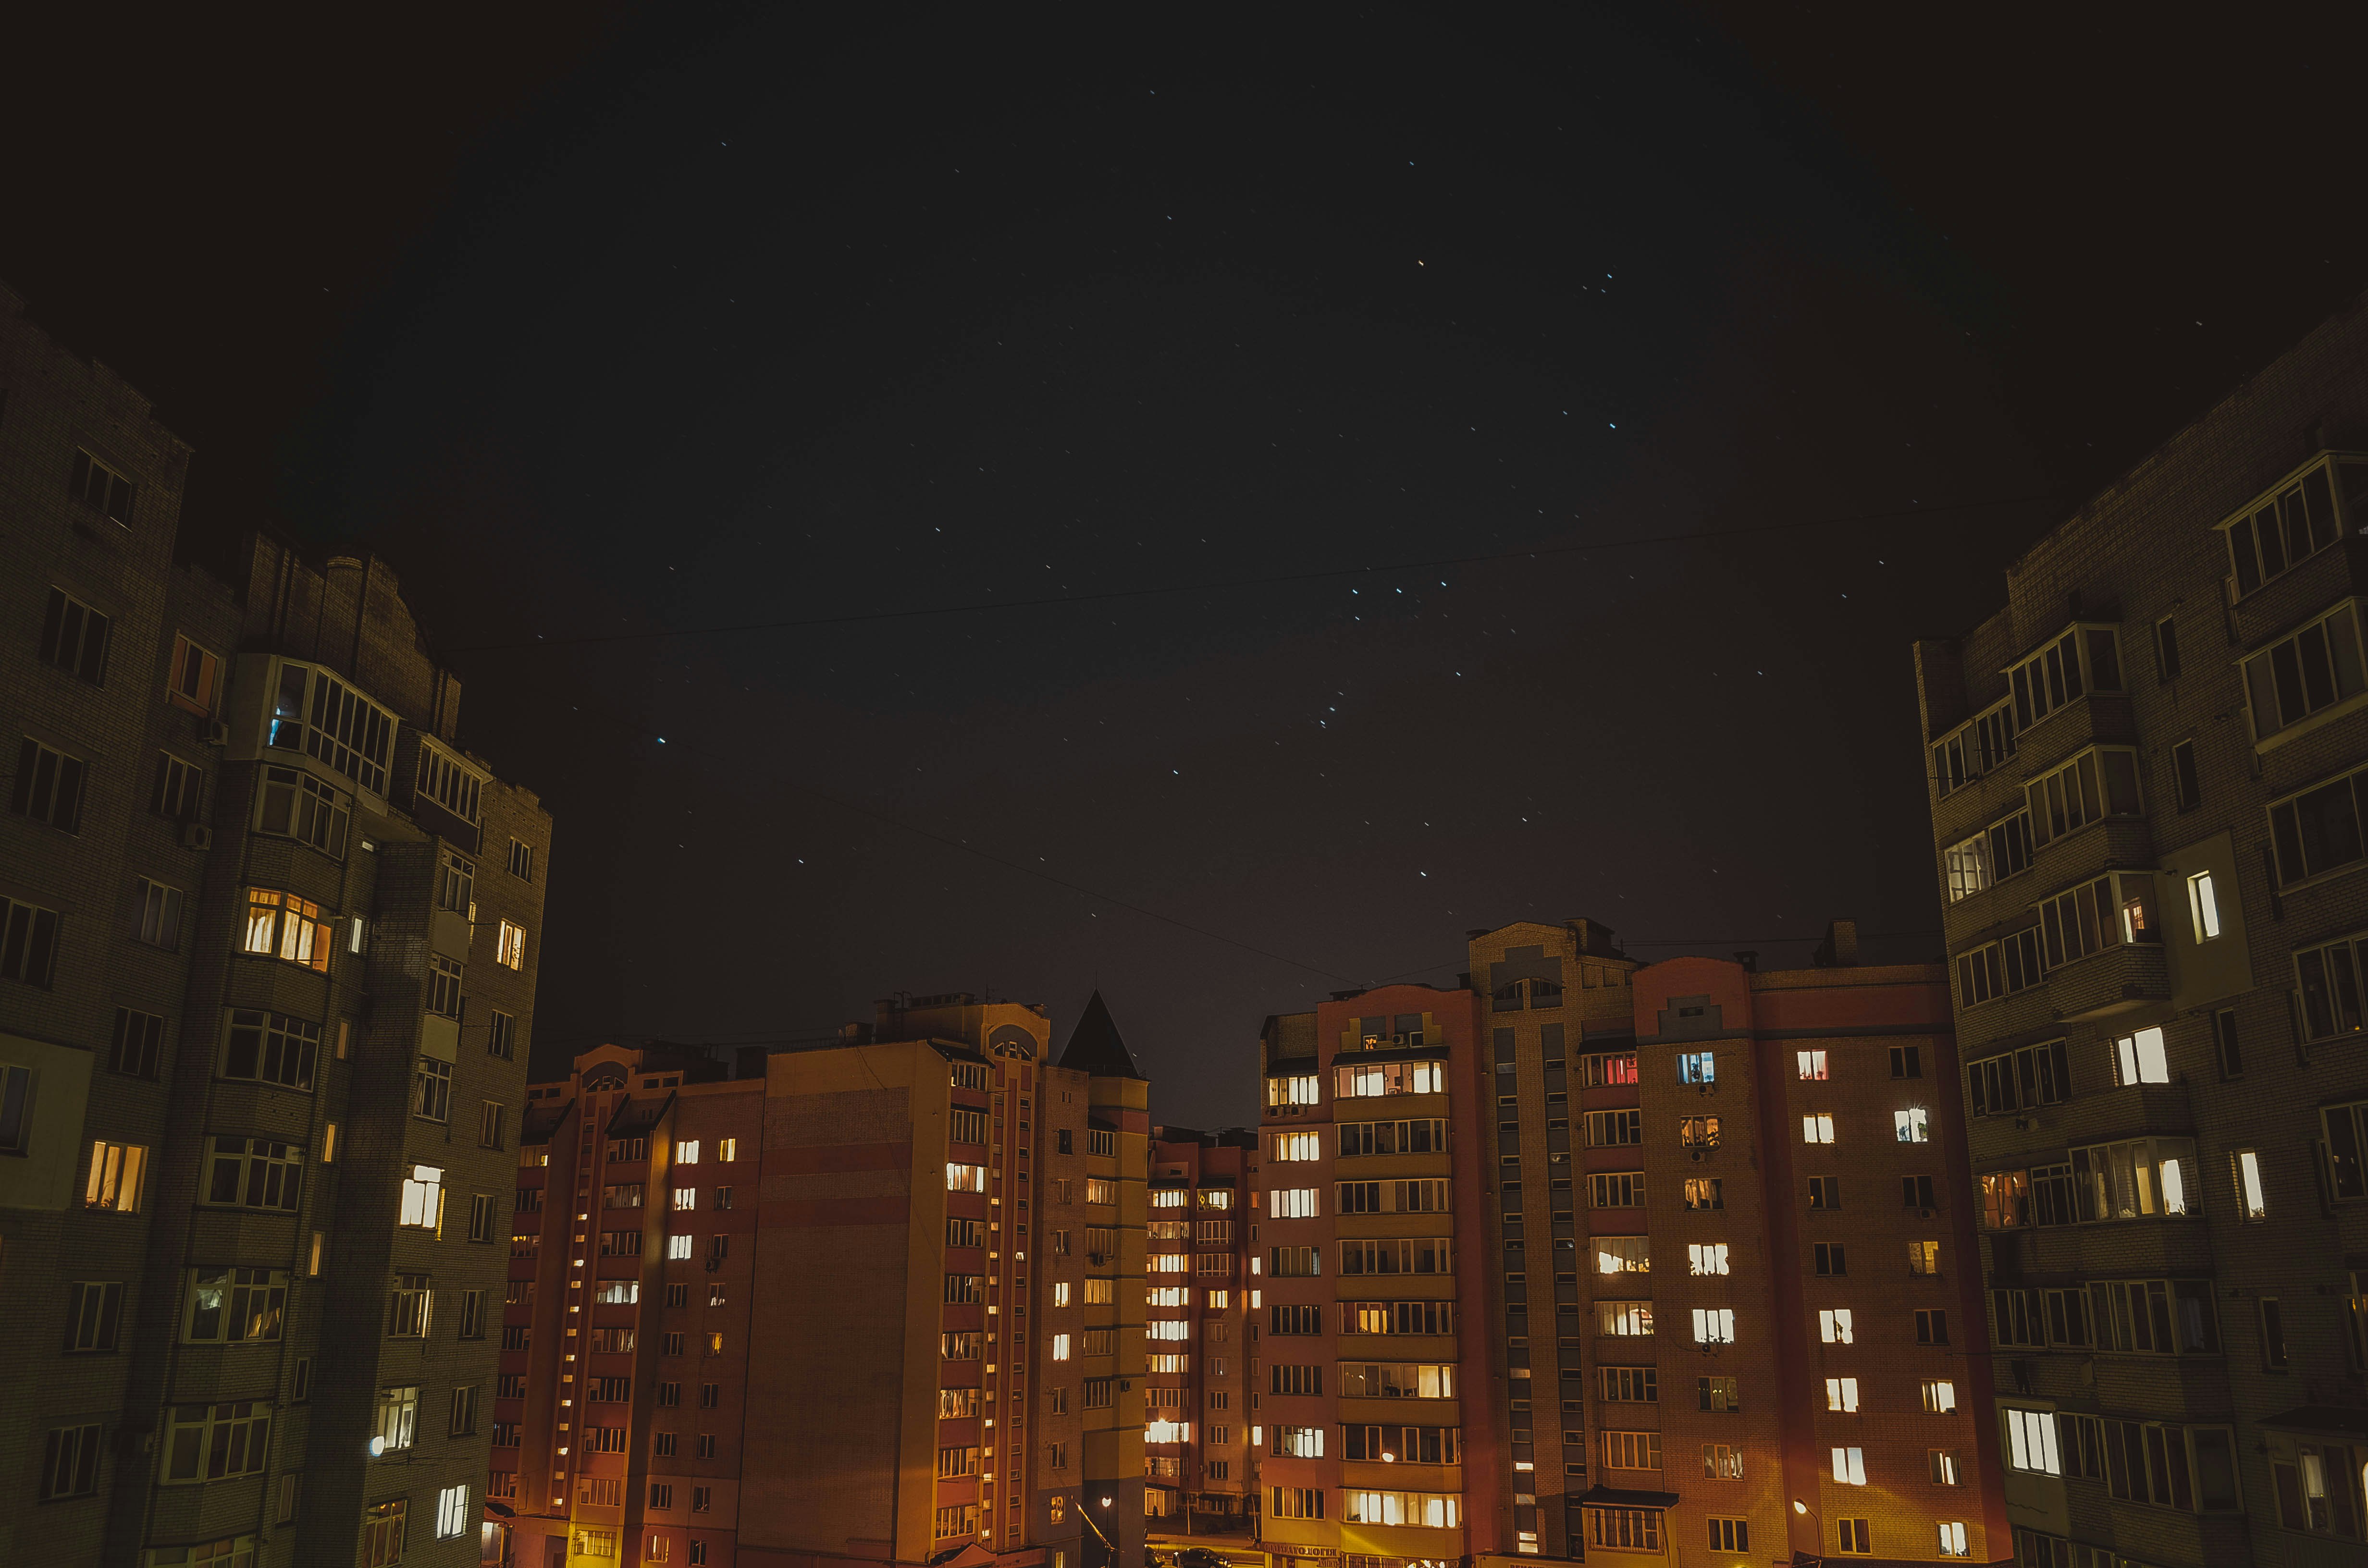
2230;1148;2269;1221
2110;1025;2171;1087
1086;1176;1118;1204
1586;1506;1660;1551
1916;1309;1949;1344
85;1140;148;1213
427;954;463;1019
449;1384;481;1436
496;919;525;970
39;1422;102;1500
162;1400;272;1480
1808;1174;1840;1209
136;878;186;951
479;1101;506;1150
486;1007;517;1061
1956;926;2043;1007
2036;873;2147;969
387;1272;433;1337
1088;1127;1115;1155
1814;1242;1847;1276
1702;1444;1742;1479
1688;1242;1729;1276
413;1057;452;1122
1903;1173;1937;1209
1698;1375;1739;1412
1967;1038;2071;1118
144;750;206;825
2028;747;2143;849
265;661;395;794
1922;1379;1958;1413
255;765;350;856
1676;1050;1714;1084
1891;1046;1924;1081
1590;1171;1645;1208
1932;696;2018;796
1835;1518;1872;1555
1340;1237;1453;1275
1340;1491;1459;1528
1333;1362;1455;1397
1270;1130;1321;1161
1802;1113;1835;1144
2004;1408;2061;1475
948;1162;986;1193
109;1006;166;1078
1334;1059;1444;1097
1267;1073;1319;1108
507;837;535;880
2246;599;2367;743
1690;1307;1735;1345
1825;1376;1859;1412
1832;1446;1867;1485
13;738;87;831
2072;1136;2197;1218
417;741;483;826
1677;1115;1719;1148
206;1137;304;1212
2009;624;2120;732
1819;1309;1854;1345
1584;1051;1640;1085
1797;1048;1827;1080
1587;1109;1642;1146
717;1135;736;1161
1594;1237;1650;1275
1909;1239;1941;1276
38;588;111;681
1706;1517;1749;1552
398;1164;446;1229
1269;1488;1324;1520
1894;1108;1930;1143
64;1281;123;1350
1680;1176;1722;1211
1599;1366;1657;1402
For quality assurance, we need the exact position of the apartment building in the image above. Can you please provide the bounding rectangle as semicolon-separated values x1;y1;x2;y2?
1255;982;1505;1568
1256;919;2008;1568
492;991;1151;1568
0;281;553;1568
1144;1125;1257;1532
1913;294;2368;1568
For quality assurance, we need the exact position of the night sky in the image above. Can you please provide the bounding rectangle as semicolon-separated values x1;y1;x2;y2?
11;5;2368;1129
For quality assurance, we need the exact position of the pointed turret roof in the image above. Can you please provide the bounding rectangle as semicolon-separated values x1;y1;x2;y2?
1059;990;1144;1080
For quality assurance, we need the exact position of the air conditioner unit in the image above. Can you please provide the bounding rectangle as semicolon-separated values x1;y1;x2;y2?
181;821;213;850
202;718;230;746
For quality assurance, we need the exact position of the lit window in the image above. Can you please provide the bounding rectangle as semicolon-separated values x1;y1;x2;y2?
1832;1446;1866;1485
1687;1242;1728;1276
1796;1049;1827;1080
1937;1521;1969;1558
1921;1380;1957;1413
1894;1109;1930;1143
2111;1027;2171;1087
677;1139;701;1164
2233;1150;2269;1221
398;1165;446;1230
2003;1409;2061;1475
436;1482;471;1539
2187;870;2221;941
948;1163;986;1193
1803;1114;1836;1145
1818;1309;1854;1345
1052;1335;1072;1361
667;1234;693;1260
1677;1051;1715;1084
1825;1377;1858;1412
1690;1308;1734;1346
717;1138;737;1162
674;1187;696;1210
84;1140;148;1213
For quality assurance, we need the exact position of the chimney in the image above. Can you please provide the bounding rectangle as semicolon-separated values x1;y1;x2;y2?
1813;919;1860;968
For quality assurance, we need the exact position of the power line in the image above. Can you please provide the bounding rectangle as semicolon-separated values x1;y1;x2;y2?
448;492;2061;654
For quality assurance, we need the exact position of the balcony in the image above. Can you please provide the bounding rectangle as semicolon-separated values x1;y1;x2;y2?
2048;942;2170;1022
1931;691;2141;845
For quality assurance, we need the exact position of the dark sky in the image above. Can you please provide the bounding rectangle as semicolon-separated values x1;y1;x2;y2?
11;4;2368;1128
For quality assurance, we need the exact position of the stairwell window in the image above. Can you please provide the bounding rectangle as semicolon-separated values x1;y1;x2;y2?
2245;600;2368;744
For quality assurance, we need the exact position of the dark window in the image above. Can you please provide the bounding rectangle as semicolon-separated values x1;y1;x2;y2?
1889;1045;1922;1079
109;1007;166;1078
1902;1175;1936;1209
1814;1243;1847;1276
39;1423;102;1499
1058;1129;1073;1154
2261;1298;2289;1370
2214;1010;2242;1078
65;1282;123;1351
12;738;86;831
152;752;204;822
1808;1176;1841;1210
38;588;110;682
69;450;136;525
2171;740;2201;811
2155;617;2182;683
1915;1309;1949;1345
0;896;62;989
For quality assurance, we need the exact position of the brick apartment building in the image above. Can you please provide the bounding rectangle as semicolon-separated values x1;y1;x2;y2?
1144;1125;1257;1531
1914;294;2368;1566
0;280;552;1567
489;992;1153;1568
1256;918;2008;1568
